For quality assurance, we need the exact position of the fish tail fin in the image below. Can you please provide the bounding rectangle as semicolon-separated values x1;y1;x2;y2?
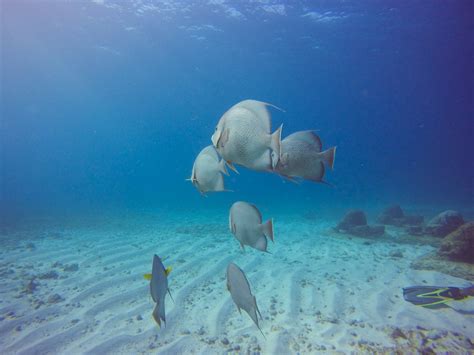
159;299;166;326
218;159;229;176
320;146;336;170
261;218;274;242
152;304;162;327
270;124;283;168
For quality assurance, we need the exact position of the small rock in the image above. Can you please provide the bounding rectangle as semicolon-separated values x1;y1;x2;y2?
391;328;407;339
38;271;59;280
389;250;404;258
25;279;39;294
136;315;143;321
221;337;229;345
63;264;79;272
207;336;217;344
26;243;36;251
47;294;64;304
336;210;367;231
15;325;22;331
378;205;404;224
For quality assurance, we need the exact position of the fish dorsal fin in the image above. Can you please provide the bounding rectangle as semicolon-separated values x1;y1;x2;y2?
248;203;263;223
199;145;219;160
284;130;322;152
234;100;272;132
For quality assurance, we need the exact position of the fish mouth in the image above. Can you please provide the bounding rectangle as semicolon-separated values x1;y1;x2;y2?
271;154;280;170
211;132;219;147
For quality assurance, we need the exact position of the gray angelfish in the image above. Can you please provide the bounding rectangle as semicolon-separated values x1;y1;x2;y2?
229;201;274;252
275;130;336;183
147;254;172;327
188;145;230;195
226;262;264;336
211;99;283;172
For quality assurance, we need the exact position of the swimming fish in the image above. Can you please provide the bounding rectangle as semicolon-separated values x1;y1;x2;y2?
275;130;336;183
226;262;264;335
229;201;274;252
147;254;172;327
211;99;283;172
188;145;229;195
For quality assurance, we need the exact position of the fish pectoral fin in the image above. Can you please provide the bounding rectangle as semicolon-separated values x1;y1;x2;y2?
219;159;229;176
225;161;239;174
280;174;300;184
143;273;152;280
165;266;172;276
168;288;174;303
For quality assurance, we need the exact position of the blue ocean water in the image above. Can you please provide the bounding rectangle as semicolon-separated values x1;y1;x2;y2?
3;0;472;221
1;2;474;353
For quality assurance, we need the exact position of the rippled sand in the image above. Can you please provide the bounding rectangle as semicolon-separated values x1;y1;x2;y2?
1;211;473;354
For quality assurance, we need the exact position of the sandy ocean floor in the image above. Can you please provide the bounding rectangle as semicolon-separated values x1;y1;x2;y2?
1;209;473;354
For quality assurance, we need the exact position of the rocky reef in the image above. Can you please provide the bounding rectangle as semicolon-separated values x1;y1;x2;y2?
335;210;385;238
411;221;474;280
438;222;474;263
377;205;424;227
425;210;465;238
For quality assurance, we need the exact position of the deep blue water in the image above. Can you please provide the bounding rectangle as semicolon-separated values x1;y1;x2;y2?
2;1;473;221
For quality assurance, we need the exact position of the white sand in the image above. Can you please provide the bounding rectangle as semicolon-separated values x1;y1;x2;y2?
0;210;473;354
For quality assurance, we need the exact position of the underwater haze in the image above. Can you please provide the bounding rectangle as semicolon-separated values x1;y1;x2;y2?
1;1;474;354
3;0;473;218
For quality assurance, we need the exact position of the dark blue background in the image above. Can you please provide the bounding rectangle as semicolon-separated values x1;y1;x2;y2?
2;1;473;220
